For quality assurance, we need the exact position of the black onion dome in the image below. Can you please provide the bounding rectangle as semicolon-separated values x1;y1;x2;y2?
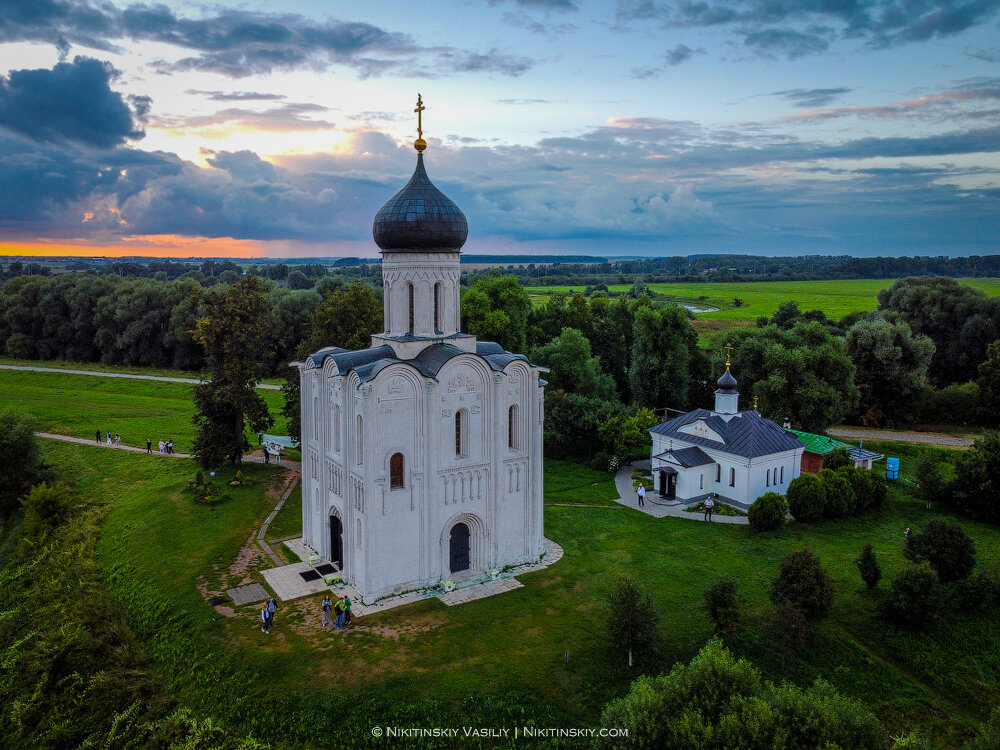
373;153;468;252
716;367;738;393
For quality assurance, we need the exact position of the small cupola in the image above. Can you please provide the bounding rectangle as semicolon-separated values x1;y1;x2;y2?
714;344;739;415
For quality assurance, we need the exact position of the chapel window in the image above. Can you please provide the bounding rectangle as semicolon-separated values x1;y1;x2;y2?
390;452;405;489
780;466;784;483
766;469;771;487
508;405;518;449
729;467;735;487
715;464;721;483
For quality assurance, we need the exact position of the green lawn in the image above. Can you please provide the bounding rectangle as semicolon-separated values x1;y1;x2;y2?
33;435;1000;748
0;355;286;385
0;368;289;451
525;277;1000;323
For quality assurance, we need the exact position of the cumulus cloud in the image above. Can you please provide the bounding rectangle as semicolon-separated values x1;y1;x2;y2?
186;90;287;102
0;1;535;79
0;56;146;148
772;87;852;108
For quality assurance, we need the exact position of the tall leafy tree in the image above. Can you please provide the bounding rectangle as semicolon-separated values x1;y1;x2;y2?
718;321;858;432
192;276;278;467
629;304;705;411
461;273;531;353
0;411;52;518
845;316;934;426
977;339;1000;424
531;326;616;400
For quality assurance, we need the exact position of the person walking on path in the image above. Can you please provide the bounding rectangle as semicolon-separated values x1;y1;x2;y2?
114;434;121;448
167;438;174;454
264;448;270;464
106;431;112;445
265;597;276;632
146;438;152;454
96;429;101;443
258;431;263;445
260;603;270;634
158;440;165;454
334;597;345;630
636;483;646;508
321;595;333;628
343;596;353;628
704;495;715;522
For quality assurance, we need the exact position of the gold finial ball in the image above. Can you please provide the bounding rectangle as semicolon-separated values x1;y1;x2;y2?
414;137;427;152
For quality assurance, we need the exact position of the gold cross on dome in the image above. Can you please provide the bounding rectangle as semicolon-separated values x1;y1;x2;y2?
415;94;425;139
724;343;733;369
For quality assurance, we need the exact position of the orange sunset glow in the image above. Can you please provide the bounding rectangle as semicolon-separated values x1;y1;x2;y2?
0;235;268;258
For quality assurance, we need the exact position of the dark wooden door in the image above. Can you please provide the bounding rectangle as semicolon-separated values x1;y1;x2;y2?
330;514;343;570
667;474;677;499
658;471;667;496
449;522;470;573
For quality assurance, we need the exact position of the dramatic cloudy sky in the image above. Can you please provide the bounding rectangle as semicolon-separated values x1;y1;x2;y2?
1;0;999;258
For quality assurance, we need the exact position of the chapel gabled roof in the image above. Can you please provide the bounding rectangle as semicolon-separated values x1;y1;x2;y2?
653;445;715;468
650;408;805;459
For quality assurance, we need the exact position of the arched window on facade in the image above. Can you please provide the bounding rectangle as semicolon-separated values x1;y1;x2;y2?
390;452;404;488
715;464;721;483
434;282;442;333
407;282;414;334
313;396;320;440
455;409;468;457
385;283;391;334
508;405;518;449
332;404;341;452
780;465;784;483
766;469;771;487
729;467;736;487
356;415;364;466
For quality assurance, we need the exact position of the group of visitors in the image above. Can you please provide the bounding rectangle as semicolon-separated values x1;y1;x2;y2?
320;594;353;630
93;430;174;454
154;438;175;454
97;430;123;448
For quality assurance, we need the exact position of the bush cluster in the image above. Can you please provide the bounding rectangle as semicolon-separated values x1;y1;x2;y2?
785;466;885;523
770;547;835;622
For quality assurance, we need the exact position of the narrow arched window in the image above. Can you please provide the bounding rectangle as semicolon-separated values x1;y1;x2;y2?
313;396;320;440
434;282;442;333
384;283;391;334
332;404;341;452
729;468;735;487
356;415;364;466
715;464;721;483
780;465;784;483
407;282;414;334
455;409;468;457
508;405;518;449
766;469;771;487
390;452;404;488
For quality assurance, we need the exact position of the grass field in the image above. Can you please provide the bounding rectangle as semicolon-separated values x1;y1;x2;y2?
0;368;289;453
28;432;999;748
0;355;286;385
524;278;1000;323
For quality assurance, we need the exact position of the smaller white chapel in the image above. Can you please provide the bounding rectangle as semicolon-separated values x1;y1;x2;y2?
295;99;546;604
648;352;805;508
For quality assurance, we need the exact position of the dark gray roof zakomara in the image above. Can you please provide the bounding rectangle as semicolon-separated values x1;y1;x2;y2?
307;341;530;385
650;408;805;459
653;445;714;468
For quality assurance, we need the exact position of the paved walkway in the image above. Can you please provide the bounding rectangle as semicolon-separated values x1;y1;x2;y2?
827;427;974;448
35;431;301;470
613;461;749;525
0;363;280;389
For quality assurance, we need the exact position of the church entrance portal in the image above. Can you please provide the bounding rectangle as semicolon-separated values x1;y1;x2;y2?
449;522;471;573
659;469;677;500
330;514;343;571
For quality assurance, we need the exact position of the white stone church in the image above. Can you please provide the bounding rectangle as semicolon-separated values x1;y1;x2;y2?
648;358;805;508
295;119;546;604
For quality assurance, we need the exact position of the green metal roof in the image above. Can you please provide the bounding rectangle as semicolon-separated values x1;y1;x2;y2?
784;429;850;456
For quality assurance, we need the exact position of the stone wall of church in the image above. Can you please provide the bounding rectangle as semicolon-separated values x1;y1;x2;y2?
382;251;461;337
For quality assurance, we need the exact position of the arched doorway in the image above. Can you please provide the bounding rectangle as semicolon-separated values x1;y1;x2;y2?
330;513;343;570
449;522;470;573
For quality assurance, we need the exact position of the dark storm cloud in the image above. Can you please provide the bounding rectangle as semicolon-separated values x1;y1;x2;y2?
773;87;852;107
0;1;535;79
614;0;1000;59
0;56;145;148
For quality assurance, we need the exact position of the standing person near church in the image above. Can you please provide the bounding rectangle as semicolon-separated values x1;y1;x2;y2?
321;594;333;628
146;438;152;454
265;597;276;632
167;438;174;454
343;596;353;628
260;602;269;634
636;483;646;508
106;431;112;445
114;433;121;448
334;596;345;630
704;495;715;522
96;429;101;443
258;431;263;445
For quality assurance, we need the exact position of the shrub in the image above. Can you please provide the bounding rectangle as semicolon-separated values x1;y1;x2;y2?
904;518;977;583
18;481;75;549
703;577;743;635
883;563;944;630
0;410;52;518
840;466;874;513
965;708;1000;750
748;491;787;531
824;446;852;470
948;568;1000;613
787;474;826;522
821;468;856;518
606;576;662;668
766;602;810;668
914;454;950;508
770;547;835;621
869;471;887;509
855;544;882;590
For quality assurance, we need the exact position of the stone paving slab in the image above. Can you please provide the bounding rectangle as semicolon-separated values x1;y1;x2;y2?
227;582;269;605
284;538;321;564
262;562;329;602
439;578;524;606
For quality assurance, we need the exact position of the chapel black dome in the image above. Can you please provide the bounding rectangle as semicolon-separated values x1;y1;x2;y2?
717;367;738;393
373;153;468;252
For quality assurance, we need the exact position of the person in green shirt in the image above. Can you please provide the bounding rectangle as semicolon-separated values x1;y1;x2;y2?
343;596;352;628
334;597;345;630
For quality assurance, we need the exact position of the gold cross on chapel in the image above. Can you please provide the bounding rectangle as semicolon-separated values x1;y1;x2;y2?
724;343;733;369
413;94;427;152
